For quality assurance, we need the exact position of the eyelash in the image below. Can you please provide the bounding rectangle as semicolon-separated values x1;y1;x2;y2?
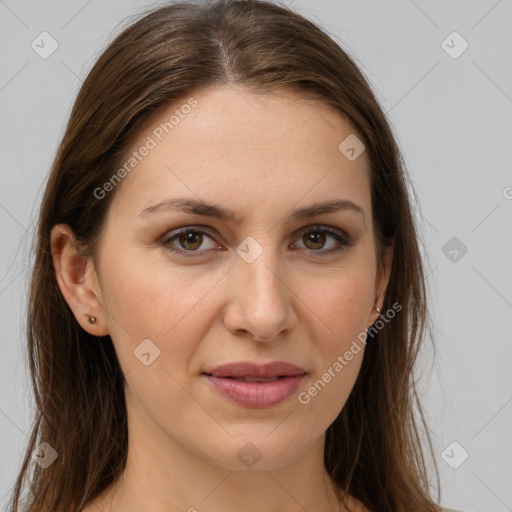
160;225;355;258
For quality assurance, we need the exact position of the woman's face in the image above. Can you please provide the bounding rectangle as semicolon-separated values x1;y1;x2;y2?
81;85;391;470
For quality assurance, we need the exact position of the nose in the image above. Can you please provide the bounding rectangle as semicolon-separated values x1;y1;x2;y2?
222;246;297;342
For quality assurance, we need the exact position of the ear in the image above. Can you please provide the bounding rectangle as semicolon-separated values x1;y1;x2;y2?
367;240;394;327
50;224;109;336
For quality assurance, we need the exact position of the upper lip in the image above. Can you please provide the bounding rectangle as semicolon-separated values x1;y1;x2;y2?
203;361;306;378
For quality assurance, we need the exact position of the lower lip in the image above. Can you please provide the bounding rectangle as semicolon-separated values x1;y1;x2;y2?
204;374;305;408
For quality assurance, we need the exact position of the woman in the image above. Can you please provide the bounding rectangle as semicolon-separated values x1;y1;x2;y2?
10;0;451;510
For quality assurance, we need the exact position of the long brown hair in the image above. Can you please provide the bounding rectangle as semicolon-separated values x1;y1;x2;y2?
9;1;441;510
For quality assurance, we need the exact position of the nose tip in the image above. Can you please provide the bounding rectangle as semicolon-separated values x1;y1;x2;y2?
223;255;296;342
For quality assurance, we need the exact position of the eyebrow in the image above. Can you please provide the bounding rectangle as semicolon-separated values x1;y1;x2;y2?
138;197;365;224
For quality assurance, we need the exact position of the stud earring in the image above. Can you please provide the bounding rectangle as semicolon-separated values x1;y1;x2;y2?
376;307;381;313
88;315;97;325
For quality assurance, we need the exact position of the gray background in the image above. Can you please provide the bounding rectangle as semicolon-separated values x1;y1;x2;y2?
1;1;511;511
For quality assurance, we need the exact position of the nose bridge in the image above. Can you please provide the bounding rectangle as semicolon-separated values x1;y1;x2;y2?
225;235;295;340
237;236;285;303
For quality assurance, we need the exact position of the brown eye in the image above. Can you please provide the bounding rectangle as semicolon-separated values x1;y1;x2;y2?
161;225;355;259
294;226;353;256
177;231;203;251
162;227;218;256
302;231;327;250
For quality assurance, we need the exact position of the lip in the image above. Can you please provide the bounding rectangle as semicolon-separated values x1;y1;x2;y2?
204;361;306;378
202;361;307;408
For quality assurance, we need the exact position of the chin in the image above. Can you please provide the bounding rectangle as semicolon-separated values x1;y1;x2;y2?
197;429;316;471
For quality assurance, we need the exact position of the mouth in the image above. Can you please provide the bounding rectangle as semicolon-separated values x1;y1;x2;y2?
202;360;306;379
201;361;307;408
203;375;288;382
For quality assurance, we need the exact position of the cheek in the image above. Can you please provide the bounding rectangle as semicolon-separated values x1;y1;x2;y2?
99;246;206;331
292;262;375;407
296;235;378;335
298;265;376;345
97;247;226;376
294;273;372;423
298;348;363;426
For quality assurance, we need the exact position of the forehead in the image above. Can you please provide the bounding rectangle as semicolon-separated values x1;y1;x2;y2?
109;85;371;218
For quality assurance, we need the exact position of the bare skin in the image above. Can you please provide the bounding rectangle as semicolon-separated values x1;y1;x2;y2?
52;84;390;512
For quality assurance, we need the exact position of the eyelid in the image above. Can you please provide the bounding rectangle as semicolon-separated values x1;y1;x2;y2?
160;224;356;257
292;224;356;256
160;225;221;252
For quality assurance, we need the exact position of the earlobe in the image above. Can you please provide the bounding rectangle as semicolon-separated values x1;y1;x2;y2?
50;224;109;336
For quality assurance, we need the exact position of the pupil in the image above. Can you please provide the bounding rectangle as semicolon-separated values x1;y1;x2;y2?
181;232;202;250
307;232;325;249
178;231;327;252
